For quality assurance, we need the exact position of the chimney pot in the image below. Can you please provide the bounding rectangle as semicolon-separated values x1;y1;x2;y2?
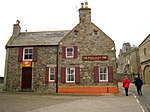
85;2;88;8
16;20;20;25
81;3;84;8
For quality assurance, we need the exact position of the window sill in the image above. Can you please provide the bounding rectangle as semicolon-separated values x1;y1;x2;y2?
66;82;75;84
99;81;108;83
49;81;55;83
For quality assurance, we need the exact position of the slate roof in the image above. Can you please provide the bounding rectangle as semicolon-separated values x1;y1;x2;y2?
139;34;150;47
7;30;70;47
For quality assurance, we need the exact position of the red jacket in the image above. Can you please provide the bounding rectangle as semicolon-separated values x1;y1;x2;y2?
122;77;130;88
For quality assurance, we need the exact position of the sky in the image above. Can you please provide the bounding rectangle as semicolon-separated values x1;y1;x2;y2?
0;0;150;77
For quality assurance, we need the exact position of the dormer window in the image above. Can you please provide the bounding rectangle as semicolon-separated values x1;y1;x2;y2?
62;46;78;58
66;47;74;57
144;48;146;55
74;30;78;37
93;29;98;36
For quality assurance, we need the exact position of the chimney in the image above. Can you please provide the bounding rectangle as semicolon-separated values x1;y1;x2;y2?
85;2;88;8
79;2;91;24
13;20;21;36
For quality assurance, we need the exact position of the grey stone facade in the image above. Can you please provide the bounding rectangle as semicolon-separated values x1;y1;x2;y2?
117;43;141;81
58;19;116;86
4;46;59;92
4;2;117;93
139;34;150;84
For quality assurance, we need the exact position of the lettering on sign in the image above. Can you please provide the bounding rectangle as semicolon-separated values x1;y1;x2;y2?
82;55;108;61
22;61;32;67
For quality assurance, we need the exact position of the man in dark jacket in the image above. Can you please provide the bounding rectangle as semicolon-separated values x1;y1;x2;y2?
135;76;143;96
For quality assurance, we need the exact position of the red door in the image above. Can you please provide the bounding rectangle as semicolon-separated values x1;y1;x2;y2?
21;67;32;90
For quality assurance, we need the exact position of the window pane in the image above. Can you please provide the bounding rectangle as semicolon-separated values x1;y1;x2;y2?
67;47;73;56
24;55;28;59
50;75;54;80
67;48;73;52
66;68;75;82
70;75;74;81
29;55;32;59
25;49;28;53
100;74;106;80
24;48;33;60
50;68;54;74
67;75;70;81
49;68;55;81
100;67;106;73
67;68;70;74
29;49;33;53
71;70;74;74
99;67;107;81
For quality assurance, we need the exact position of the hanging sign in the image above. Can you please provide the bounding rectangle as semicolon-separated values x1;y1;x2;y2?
22;61;32;67
82;55;108;61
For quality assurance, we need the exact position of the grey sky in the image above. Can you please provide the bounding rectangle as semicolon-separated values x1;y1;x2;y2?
0;0;150;77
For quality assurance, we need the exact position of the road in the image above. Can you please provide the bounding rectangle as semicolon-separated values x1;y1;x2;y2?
137;85;150;112
128;83;150;112
0;82;149;112
0;89;143;112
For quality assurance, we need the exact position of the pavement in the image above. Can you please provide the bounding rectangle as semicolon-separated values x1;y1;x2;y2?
29;83;145;112
0;82;147;112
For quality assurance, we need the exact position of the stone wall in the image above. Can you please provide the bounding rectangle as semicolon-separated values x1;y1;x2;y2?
4;48;21;91
4;46;58;93
32;46;57;93
58;21;116;86
117;44;141;78
139;40;150;84
114;73;132;82
0;77;4;83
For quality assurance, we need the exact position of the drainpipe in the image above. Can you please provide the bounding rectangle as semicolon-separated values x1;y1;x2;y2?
56;45;59;93
3;48;9;90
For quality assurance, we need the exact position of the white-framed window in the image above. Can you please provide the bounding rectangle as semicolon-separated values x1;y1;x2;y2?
23;48;33;61
66;67;75;82
49;67;55;81
66;47;74;58
74;30;78;37
93;29;98;36
99;67;108;81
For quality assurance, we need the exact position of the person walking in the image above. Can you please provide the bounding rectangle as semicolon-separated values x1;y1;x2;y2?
134;75;143;96
122;76;130;96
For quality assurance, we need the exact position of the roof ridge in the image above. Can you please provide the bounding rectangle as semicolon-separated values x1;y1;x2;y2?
21;30;70;33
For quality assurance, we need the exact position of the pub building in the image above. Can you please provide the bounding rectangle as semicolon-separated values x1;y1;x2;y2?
4;2;118;94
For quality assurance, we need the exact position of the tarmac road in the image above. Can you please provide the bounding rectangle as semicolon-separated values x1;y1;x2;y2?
0;86;145;112
134;85;150;112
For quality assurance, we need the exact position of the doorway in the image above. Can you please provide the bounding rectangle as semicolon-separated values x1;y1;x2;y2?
21;67;32;90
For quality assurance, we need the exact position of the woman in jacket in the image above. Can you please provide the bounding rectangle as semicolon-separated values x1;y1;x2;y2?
122;76;130;96
134;75;143;96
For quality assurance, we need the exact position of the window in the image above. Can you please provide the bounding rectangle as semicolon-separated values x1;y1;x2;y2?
61;67;80;83
74;30;78;36
23;48;33;61
144;48;146;55
66;67;75;82
62;46;77;59
66;47;74;58
93;29;98;36
99;67;108;81
49;67;55;81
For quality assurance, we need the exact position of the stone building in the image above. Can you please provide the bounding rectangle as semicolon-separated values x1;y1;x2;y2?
139;34;150;84
117;43;141;80
4;2;118;94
